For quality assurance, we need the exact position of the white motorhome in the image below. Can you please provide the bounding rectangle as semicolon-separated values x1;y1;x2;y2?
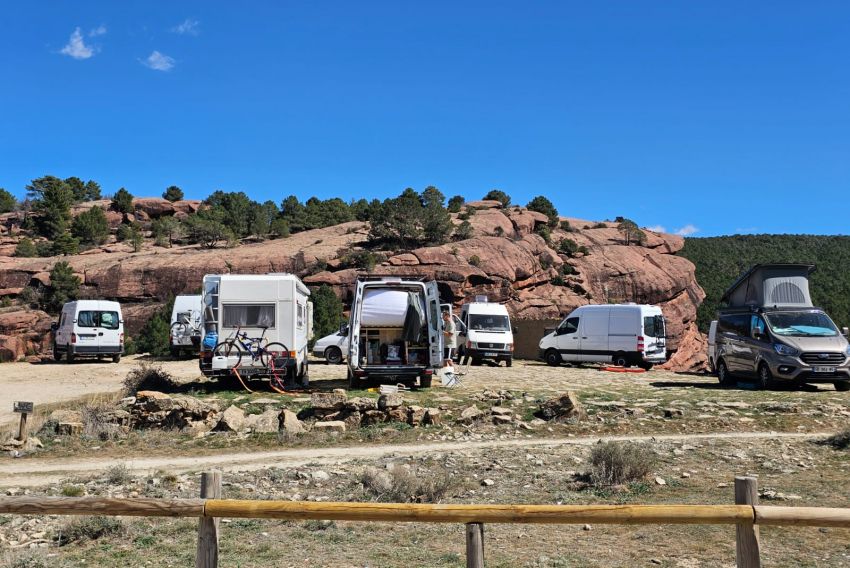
458;301;514;366
539;304;666;369
170;294;203;357
312;324;349;364
199;274;313;386
347;277;443;388
52;300;124;363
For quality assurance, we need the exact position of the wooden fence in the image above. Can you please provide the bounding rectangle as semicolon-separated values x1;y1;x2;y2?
0;473;848;568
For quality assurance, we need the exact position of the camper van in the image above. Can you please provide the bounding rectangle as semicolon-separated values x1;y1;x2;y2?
52;300;124;363
170;294;203;357
714;264;850;390
458;301;513;366
199;274;313;385
347;277;443;388
538;304;666;369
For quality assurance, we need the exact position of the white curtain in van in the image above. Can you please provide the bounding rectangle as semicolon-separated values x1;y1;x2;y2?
361;289;412;327
223;304;275;328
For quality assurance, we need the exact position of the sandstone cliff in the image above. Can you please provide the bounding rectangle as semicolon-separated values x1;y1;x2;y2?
0;198;706;369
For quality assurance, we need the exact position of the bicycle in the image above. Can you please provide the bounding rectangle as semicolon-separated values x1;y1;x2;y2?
212;326;289;369
170;310;202;340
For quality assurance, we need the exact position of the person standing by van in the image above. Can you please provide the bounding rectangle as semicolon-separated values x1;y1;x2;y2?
442;310;456;363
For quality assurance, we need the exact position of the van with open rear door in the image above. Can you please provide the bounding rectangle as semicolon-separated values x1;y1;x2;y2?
347;276;443;389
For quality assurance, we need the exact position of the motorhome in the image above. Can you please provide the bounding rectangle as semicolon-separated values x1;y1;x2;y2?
538;303;666;369
52;300;124;363
170;294;203;357
313;324;349;364
458;301;513;366
347;276;443;388
199;274;313;386
714;264;850;390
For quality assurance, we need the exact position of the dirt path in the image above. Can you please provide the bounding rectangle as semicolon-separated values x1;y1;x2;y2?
0;430;826;487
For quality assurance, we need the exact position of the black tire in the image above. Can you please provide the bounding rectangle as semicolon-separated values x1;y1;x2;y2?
544;349;561;367
717;359;733;387
420;374;433;388
66;349;75;364
613;352;629;367
53;343;62;362
112;354;121;363
261;342;288;368
298;361;310;387
757;363;774;390
471;358;483;366
835;381;850;392
347;368;361;389
505;358;512;368
325;346;343;365
213;340;243;367
639;362;653;371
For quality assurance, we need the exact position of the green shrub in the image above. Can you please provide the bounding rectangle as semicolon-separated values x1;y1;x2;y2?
592;222;607;229
535;224;552;244
587;441;656;487
132;299;174;357
310;285;345;348
42;261;80;313
559;238;578;256
560;220;572;232
551;275;566;286
14;238;38;258
0;188;17;213
561;264;576;275
526;195;559;226
453;220;474;241
447;195;465;213
71;206;109;246
483;190;511;208
104;464;132;485
468;255;481;267
162;185;184;202
122;363;177;396
57;516;124;546
60;485;84;497
111;187;134;214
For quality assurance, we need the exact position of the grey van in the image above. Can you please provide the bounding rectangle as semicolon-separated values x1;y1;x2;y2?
714;307;850;390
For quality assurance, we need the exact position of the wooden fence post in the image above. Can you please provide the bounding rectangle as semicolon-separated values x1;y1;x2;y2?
735;476;761;568
16;413;28;442
466;522;484;568
196;470;222;568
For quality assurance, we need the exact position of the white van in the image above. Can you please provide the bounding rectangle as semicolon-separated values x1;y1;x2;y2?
52;300;124;363
707;320;718;374
458;302;513;366
170;294;203;357
347;277;443;388
539;304;666;369
313;324;349;364
199;274;313;386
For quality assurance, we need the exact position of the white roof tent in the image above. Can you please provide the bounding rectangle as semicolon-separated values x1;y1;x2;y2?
721;264;815;309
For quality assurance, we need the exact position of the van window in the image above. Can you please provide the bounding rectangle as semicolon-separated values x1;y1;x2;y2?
98;311;120;330
223;304;275;328
469;314;510;331
559;317;579;334
643;315;665;338
77;311;120;329
718;313;750;336
297;304;304;329
77;311;97;327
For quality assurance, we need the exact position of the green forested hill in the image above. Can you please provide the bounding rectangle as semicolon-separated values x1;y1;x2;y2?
679;235;850;332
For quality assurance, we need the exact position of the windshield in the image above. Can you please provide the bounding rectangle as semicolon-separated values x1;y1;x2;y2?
764;311;839;337
469;314;510;332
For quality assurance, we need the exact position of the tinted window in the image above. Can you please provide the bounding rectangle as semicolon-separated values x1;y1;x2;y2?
77;310;120;329
469;314;510;331
559;317;579;334
223;304;275;328
77;311;97;327
719;314;750;337
643;315;665;338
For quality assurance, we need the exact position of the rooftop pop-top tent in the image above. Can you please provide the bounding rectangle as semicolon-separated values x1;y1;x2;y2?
721;264;815;308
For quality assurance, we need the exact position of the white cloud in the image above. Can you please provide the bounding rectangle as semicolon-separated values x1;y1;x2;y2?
674;224;699;236
60;27;95;59
89;25;107;37
142;51;176;71
172;18;200;35
645;225;666;233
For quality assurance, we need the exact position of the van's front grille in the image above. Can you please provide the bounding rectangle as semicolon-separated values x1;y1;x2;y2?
801;352;846;365
477;343;505;349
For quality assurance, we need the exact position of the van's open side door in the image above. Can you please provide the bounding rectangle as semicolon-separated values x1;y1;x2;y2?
348;282;365;366
427;282;443;367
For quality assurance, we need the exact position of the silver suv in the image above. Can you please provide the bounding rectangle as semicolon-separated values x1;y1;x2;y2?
714;307;850;391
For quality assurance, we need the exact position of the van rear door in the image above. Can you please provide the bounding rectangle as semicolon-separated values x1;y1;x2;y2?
348;281;365;367
426;281;443;367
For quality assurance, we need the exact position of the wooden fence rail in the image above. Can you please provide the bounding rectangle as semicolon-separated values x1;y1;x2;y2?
0;474;848;567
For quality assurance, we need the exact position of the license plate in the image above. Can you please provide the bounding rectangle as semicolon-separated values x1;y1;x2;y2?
485;352;498;357
813;366;836;373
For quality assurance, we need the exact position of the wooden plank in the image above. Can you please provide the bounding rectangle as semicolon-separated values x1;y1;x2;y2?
16;413;28;442
466;523;484;568
196;471;222;568
0;497;204;517
755;506;850;528
203;501;754;525
735;476;761;568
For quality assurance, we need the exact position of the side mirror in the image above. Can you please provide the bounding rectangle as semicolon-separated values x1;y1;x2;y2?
50;322;58;331
843;327;849;337
339;323;349;335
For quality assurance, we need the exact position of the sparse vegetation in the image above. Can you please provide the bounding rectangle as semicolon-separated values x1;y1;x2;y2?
162;185;184;202
56;516;124;546
60;485;85;497
42;261;80;313
483;189;511;208
559;238;578;256
111;187;135;215
819;428;850;450
104;464;132;485
453;220;473;241
587;441;656;487
122;363;177;396
468;255;481;267
447;195;465;213
526;195;559;227
359;466;458;503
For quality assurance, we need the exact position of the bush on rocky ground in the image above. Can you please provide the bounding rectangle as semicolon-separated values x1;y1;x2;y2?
819;428;850;450
122;363;176;396
56;516;124;546
587;441;655;487
359;466;458;503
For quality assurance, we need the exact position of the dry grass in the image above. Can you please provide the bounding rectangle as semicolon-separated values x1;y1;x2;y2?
818;428;850;450
122;363;177;396
55;516;124;546
587;441;656;487
359;465;460;503
104;463;132;485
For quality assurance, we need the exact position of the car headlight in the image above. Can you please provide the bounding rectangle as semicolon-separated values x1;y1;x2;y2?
774;343;798;356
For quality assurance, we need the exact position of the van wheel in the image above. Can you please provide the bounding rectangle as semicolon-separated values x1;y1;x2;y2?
639;363;653;371
717;360;733;387
757;364;773;390
52;344;62;362
66;350;75;364
347;368;359;389
471;358;483;366
544;349;561;367
112;354;121;363
325;347;343;365
420;375;433;388
613;352;630;367
835;382;850;392
505;359;512;368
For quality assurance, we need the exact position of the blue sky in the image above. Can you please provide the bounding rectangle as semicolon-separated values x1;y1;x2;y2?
1;1;848;237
